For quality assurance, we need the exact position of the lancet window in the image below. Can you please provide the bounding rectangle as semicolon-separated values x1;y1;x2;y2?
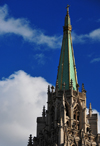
73;105;80;130
51;106;55;123
74;105;80;121
65;104;69;117
67;121;69;126
57;103;60;123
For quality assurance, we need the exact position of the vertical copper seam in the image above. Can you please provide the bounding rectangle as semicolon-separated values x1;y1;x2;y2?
68;30;70;89
70;35;78;85
60;32;66;89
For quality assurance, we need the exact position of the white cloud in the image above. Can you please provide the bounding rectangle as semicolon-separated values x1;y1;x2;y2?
72;31;87;43
72;28;100;43
90;57;100;63
0;4;62;49
89;28;100;41
34;53;45;65
0;71;100;146
0;70;51;146
1;5;100;48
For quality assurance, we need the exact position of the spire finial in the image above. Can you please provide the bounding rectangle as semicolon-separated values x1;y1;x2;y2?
89;103;92;110
27;134;33;146
89;103;92;117
76;83;79;93
51;85;54;93
57;4;77;91
66;5;70;15
82;83;86;93
42;106;45;118
48;85;50;93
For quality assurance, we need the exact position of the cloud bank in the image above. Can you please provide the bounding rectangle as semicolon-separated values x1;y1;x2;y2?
90;57;100;63
0;71;100;146
0;70;51;146
0;4;62;49
0;4;100;49
72;28;100;44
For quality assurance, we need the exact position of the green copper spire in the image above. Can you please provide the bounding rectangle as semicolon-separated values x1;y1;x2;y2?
57;5;78;90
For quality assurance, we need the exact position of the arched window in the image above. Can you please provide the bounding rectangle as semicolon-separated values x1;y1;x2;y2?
57;103;60;123
67;121;69;126
74;114;76;119
77;115;79;121
65;104;69;116
87;127;89;134
73;105;80;130
51;106;54;123
74;105;80;121
71;144;76;146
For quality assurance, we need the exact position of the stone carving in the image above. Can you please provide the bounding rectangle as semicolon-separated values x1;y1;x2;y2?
27;6;99;146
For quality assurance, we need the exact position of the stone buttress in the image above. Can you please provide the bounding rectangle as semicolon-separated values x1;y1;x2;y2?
27;5;100;146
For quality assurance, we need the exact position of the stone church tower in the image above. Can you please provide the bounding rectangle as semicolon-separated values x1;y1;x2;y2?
27;6;100;146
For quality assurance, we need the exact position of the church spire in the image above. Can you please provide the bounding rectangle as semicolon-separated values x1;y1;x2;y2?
66;5;70;15
57;5;78;90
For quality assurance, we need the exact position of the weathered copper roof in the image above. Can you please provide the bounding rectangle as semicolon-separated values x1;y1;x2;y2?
57;7;78;90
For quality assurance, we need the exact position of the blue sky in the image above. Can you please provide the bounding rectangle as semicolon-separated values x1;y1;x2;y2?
0;0;100;146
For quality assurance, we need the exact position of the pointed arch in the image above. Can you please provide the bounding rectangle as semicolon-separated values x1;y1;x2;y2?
65;104;69;117
65;98;70;117
65;98;70;108
73;103;80;130
71;143;76;146
73;102;78;109
77;98;83;110
50;106;55;123
73;98;82;111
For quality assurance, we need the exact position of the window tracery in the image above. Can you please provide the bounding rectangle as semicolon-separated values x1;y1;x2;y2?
65;104;69;117
73;105;80;130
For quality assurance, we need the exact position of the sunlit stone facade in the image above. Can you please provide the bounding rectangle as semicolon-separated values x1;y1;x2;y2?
27;6;100;146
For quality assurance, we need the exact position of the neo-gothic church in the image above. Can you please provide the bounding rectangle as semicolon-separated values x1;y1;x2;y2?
27;6;100;146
